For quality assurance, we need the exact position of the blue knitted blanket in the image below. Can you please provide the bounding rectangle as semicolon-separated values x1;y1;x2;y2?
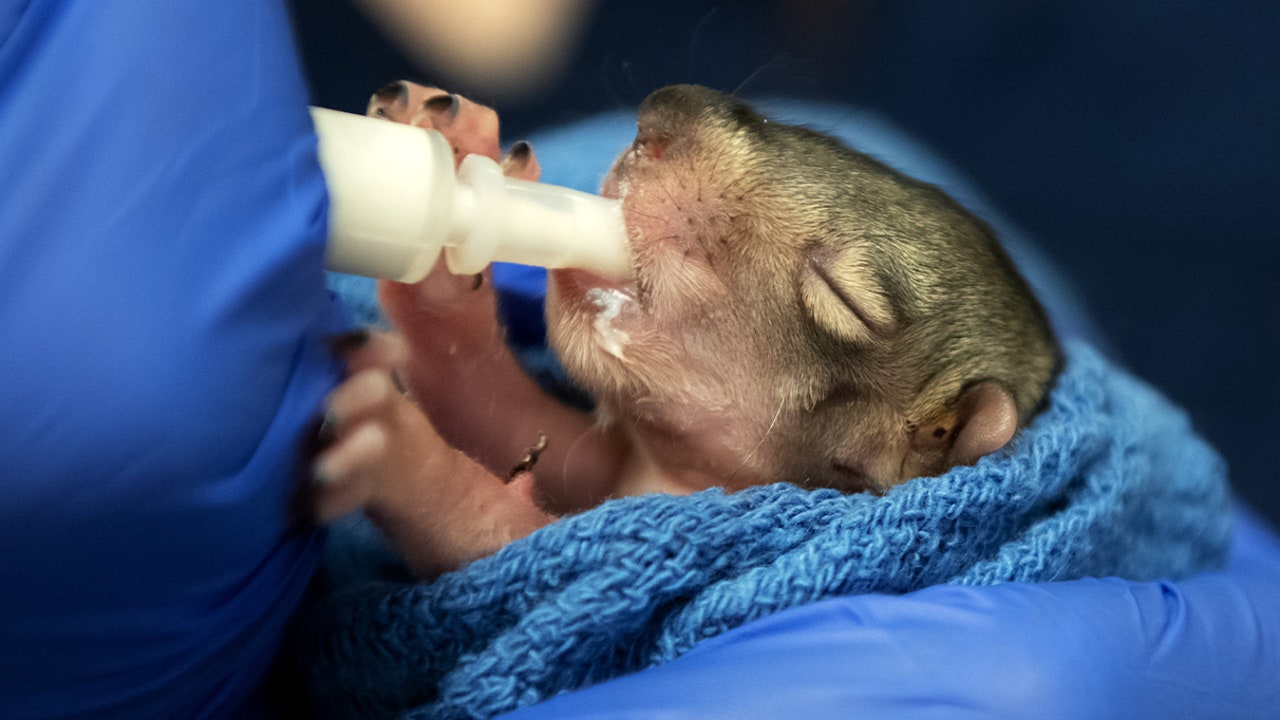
301;340;1231;720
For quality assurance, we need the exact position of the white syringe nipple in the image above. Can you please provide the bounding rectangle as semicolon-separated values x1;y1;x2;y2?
445;154;632;279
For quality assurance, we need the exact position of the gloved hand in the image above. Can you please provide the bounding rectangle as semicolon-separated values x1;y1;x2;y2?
502;505;1280;720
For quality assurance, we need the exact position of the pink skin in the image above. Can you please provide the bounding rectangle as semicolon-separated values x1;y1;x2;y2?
313;332;551;578
367;81;504;169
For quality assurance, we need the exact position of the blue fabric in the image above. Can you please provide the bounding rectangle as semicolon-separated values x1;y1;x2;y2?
500;504;1280;720
327;272;385;328
0;2;342;718
304;340;1231;720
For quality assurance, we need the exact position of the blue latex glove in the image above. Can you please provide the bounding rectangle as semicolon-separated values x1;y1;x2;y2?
0;2;339;718
502;506;1280;719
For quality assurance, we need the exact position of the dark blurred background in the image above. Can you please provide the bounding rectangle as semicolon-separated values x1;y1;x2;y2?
289;0;1279;525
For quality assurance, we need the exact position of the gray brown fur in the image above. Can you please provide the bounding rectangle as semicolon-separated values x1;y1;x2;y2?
547;85;1060;493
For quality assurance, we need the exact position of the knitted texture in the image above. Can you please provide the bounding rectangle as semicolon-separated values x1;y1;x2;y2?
301;341;1231;720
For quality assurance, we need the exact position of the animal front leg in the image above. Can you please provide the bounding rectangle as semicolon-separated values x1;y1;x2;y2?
312;348;555;577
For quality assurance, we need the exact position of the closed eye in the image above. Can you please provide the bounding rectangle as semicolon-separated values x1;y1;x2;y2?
807;256;891;339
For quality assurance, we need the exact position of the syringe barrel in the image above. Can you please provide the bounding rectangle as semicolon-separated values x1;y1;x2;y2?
311;107;631;283
310;107;455;283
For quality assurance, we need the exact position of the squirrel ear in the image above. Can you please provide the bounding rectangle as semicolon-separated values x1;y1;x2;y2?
946;381;1019;467
799;247;895;345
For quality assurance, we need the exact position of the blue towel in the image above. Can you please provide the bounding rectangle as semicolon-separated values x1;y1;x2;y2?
301;339;1230;720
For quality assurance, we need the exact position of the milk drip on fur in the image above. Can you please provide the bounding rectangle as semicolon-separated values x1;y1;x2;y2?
310;107;631;282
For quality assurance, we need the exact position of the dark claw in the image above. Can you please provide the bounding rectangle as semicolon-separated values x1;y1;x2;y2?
423;92;460;120
508;434;549;480
326;328;371;355
289;412;340;531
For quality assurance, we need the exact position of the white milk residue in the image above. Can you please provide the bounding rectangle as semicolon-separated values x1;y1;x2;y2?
586;287;633;360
